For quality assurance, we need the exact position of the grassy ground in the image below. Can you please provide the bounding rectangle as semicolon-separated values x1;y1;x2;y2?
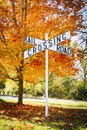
0;115;87;130
0;115;59;130
0;98;87;130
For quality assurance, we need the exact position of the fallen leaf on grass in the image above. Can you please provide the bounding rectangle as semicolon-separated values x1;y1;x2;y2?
24;122;29;127
10;127;14;130
26;125;34;130
38;121;42;125
24;122;34;130
47;126;52;129
18;126;23;130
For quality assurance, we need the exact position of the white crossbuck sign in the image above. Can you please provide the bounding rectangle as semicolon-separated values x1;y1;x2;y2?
24;31;71;117
24;31;72;58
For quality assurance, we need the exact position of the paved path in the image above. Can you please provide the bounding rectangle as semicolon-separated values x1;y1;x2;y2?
0;95;87;106
0;95;45;103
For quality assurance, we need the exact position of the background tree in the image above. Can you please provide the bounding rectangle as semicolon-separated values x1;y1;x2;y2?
0;0;85;104
0;81;6;94
75;4;87;88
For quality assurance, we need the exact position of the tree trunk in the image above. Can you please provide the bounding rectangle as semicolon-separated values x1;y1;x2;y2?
83;49;87;88
17;74;23;104
18;77;23;104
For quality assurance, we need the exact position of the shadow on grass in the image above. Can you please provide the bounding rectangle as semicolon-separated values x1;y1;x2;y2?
0;98;5;102
0;102;87;130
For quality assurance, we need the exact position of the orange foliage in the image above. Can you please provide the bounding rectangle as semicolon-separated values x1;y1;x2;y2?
0;0;85;83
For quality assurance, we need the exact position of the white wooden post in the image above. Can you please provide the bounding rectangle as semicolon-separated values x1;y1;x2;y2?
45;33;48;117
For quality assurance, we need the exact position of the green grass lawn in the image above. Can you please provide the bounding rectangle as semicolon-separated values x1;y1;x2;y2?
0;115;56;130
0;115;87;130
0;97;87;130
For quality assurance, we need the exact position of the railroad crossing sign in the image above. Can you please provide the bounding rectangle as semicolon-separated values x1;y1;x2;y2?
24;31;72;58
24;31;71;117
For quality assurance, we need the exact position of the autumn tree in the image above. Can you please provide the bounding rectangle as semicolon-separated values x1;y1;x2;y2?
75;4;87;88
0;0;85;104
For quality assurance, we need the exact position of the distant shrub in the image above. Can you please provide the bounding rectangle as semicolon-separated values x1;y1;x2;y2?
0;81;5;91
72;86;87;101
